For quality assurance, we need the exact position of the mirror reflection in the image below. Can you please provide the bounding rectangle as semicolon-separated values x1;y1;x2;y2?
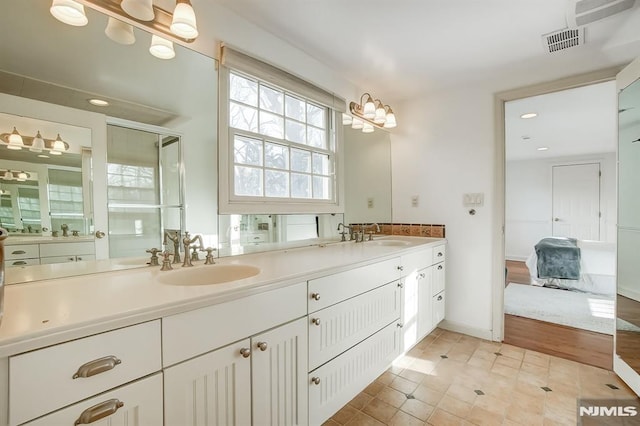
616;75;640;373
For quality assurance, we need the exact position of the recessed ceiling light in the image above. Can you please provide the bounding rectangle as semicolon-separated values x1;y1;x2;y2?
521;136;531;140
37;154;50;158
89;99;109;107
537;147;549;151
521;112;537;119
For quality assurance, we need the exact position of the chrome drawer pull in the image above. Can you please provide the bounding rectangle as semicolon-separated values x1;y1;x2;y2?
72;356;121;379
437;252;443;257
438;265;443;270
74;399;124;425
256;341;268;351
397;265;404;271
240;348;251;358
311;377;321;385
11;250;26;255
437;295;443;301
311;293;321;301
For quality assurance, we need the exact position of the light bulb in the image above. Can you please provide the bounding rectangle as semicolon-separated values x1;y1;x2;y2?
17;172;28;182
30;131;45;153
50;0;88;26
149;35;176;59
3;170;13;181
170;0;199;39
51;133;66;154
7;127;24;150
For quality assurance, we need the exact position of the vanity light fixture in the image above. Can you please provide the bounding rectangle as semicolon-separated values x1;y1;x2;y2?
104;17;136;45
521;112;538;119
50;0;88;26
349;93;397;132
7;127;24;150
88;98;110;107
70;0;200;44
30;131;46;153
1;170;31;182
149;35;176;59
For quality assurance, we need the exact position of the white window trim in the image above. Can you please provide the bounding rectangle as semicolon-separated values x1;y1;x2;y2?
219;65;345;215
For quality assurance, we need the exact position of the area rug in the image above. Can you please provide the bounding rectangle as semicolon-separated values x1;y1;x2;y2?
504;282;614;335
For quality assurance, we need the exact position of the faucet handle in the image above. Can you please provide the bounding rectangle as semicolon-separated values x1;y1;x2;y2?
160;251;173;271
146;248;161;266
203;247;217;265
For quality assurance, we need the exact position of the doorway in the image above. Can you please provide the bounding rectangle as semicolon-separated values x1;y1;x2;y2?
502;80;617;369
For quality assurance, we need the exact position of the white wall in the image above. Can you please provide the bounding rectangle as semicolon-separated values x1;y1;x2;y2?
505;153;617;260
390;86;496;339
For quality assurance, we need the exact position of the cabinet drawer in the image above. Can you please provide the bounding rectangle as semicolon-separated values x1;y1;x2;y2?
309;280;401;370
433;291;445;326
6;258;40;267
308;257;401;313
40;255;78;264
308;322;401;425
39;241;95;257
432;262;446;295
433;244;446;263
163;282;307;366
401;248;432;274
23;373;163;426
9;320;161;426
5;244;39;260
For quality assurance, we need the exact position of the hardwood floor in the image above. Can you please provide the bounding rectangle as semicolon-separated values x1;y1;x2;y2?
504;260;613;370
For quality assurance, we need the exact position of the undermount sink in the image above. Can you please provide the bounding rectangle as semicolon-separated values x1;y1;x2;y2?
157;264;261;286
366;239;411;247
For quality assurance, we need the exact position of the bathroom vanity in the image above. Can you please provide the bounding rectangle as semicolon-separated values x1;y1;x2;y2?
0;236;446;426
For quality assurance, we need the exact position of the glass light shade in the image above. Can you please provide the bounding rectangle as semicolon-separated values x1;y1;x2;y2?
3;171;13;181
362;95;376;119
30;131;45;153
17;172;28;182
170;1;199;39
121;0;155;21
7;127;24;150
50;0;88;26
383;111;397;128
51;134;66;154
362;122;374;133
149;35;176;59
374;105;386;124
351;117;364;130
105;17;136;45
342;113;352;125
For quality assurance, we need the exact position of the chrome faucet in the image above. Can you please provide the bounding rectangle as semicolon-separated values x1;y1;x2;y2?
163;230;181;264
0;227;7;326
365;223;381;241
182;232;204;267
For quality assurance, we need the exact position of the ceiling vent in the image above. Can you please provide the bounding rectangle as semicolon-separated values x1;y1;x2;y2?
567;0;636;27
542;28;585;53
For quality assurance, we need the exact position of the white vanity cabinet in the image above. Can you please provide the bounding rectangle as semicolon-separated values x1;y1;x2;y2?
162;283;308;426
8;320;161;426
4;244;40;267
39;241;96;264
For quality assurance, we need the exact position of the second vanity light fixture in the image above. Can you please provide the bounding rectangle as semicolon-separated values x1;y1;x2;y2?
344;93;397;133
49;0;199;59
0;128;69;155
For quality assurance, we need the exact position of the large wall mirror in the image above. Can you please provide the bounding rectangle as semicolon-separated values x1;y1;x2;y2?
616;70;640;375
1;0;217;282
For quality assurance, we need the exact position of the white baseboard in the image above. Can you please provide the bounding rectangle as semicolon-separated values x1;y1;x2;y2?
506;255;528;262
438;320;494;341
619;287;640;303
614;355;640;396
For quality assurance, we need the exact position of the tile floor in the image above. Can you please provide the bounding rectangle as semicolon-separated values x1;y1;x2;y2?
323;328;639;426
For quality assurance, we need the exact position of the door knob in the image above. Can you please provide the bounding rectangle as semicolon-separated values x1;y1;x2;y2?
256;342;268;351
95;230;106;238
554;218;560;222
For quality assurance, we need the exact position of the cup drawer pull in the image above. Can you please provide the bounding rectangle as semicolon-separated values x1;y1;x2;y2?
11;250;26;255
73;355;122;379
74;399;124;425
12;261;27;266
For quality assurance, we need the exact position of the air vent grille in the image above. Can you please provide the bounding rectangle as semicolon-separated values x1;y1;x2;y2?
542;28;584;53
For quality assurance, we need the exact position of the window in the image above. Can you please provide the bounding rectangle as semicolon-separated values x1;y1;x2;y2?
228;72;334;203
219;46;345;214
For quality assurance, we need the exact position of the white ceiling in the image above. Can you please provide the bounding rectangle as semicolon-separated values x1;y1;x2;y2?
211;0;640;101
505;81;618;161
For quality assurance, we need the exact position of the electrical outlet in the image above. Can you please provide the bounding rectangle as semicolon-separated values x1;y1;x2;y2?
367;197;374;208
411;195;419;207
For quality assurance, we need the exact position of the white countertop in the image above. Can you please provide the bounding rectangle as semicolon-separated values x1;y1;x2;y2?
0;236;445;357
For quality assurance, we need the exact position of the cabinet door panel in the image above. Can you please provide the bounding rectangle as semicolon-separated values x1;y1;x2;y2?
416;267;434;342
164;339;251;426
432;262;445;295
252;318;308;426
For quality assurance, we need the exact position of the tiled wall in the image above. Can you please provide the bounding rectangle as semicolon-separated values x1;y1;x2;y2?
350;223;446;238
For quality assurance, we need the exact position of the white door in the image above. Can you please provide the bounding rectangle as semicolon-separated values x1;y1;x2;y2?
552;163;601;240
164;339;252;426
252;317;308;426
